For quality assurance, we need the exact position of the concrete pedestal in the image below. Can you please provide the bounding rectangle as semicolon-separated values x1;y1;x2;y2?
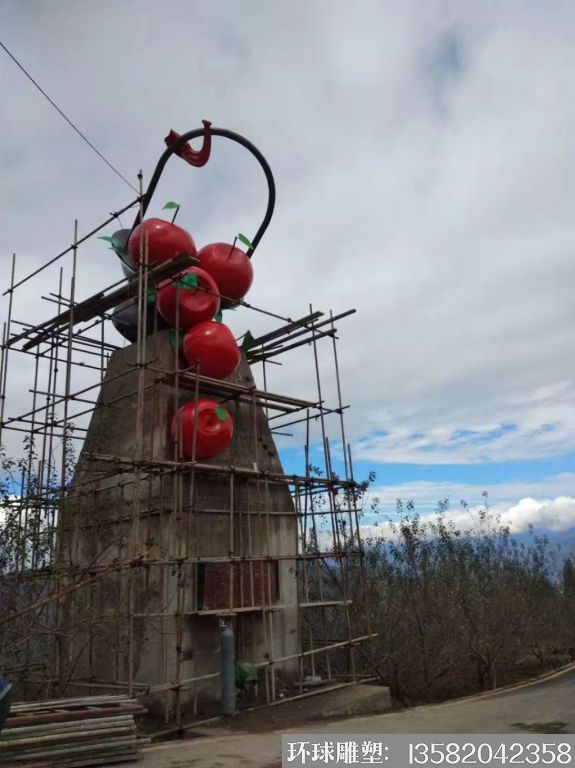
58;331;299;717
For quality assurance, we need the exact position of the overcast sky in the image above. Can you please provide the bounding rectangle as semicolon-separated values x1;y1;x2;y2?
1;1;574;533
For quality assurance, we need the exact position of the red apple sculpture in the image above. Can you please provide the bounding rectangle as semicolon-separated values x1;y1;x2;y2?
156;266;220;328
171;399;233;460
128;218;196;268
183;321;240;379
197;242;253;308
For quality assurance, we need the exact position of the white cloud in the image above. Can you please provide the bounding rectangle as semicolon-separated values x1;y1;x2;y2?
354;473;575;538
364;472;575;506
314;496;575;552
359;495;575;539
497;496;575;533
351;385;575;464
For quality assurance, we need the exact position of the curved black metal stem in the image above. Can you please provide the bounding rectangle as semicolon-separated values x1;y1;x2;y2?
130;127;276;259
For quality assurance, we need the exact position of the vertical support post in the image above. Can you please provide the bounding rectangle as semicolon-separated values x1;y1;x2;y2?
0;254;16;448
128;172;147;700
55;221;78;697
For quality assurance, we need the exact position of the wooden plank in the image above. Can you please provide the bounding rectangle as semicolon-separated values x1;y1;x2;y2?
5;705;143;728
13;253;196;351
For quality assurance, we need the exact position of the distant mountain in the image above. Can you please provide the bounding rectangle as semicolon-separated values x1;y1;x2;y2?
512;527;575;555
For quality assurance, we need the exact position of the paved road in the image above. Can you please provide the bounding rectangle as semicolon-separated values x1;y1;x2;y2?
143;668;575;768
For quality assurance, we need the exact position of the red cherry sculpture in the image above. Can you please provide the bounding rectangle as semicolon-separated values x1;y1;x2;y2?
197;243;253;308
171;399;233;460
156;266;220;328
128;218;196;268
183;321;240;379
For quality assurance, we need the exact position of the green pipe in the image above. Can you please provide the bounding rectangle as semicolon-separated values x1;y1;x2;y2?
220;623;236;717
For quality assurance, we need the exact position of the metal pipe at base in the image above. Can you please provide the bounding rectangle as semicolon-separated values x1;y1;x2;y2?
0;677;13;733
220;621;236;716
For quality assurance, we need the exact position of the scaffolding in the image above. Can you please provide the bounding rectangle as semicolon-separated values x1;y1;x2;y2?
0;125;376;732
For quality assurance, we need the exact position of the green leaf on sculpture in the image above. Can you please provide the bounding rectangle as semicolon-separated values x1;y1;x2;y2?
241;330;256;351
215;406;228;421
163;201;180;210
237;233;253;249
177;272;198;290
169;329;182;349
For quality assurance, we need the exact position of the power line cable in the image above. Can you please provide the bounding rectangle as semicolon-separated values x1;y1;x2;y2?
0;39;138;192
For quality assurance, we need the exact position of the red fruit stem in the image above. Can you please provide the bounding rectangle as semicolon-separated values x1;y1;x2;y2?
164;122;212;167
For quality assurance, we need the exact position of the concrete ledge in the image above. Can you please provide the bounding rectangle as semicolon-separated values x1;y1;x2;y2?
306;683;392;720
